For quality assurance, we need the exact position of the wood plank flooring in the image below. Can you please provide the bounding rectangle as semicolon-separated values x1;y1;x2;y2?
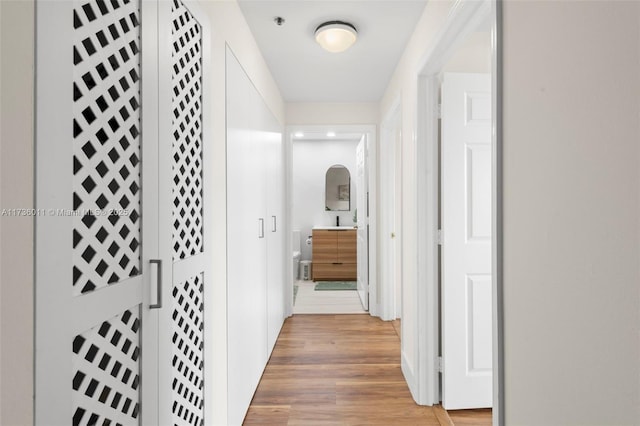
244;315;492;425
447;409;493;425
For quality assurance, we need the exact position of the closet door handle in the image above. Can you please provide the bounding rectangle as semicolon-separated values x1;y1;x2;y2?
271;215;277;232
149;259;162;309
258;218;265;239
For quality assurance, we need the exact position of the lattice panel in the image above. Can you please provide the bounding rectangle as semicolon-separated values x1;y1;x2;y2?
171;0;204;260
72;307;141;426
172;274;205;425
72;0;142;295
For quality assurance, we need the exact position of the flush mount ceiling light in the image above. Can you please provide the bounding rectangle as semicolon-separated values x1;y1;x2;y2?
314;21;357;53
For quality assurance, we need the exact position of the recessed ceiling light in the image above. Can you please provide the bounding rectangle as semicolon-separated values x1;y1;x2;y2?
327;131;336;137
315;21;357;53
294;132;304;138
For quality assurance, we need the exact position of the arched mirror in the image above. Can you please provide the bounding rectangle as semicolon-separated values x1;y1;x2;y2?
325;164;350;211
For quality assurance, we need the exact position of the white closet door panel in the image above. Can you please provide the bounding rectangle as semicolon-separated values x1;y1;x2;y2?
35;1;153;424
226;132;267;425
36;1;212;425
226;48;269;426
266;131;285;353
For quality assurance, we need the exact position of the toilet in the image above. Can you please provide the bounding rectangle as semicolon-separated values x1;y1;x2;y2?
292;230;301;280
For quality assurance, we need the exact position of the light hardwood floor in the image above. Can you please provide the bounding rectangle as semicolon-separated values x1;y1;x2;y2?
293;280;366;314
244;315;491;425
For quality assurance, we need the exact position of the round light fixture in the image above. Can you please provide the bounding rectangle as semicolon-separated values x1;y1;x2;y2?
314;21;357;53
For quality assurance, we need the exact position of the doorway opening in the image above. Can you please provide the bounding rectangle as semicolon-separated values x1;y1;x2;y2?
285;125;377;316
413;0;502;423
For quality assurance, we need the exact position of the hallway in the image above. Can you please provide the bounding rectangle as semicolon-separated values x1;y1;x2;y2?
244;315;491;425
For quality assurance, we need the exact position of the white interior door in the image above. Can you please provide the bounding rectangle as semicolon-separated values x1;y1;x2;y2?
441;72;492;409
356;136;369;310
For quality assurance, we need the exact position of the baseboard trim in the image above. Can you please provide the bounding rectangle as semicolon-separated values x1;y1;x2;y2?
401;350;420;403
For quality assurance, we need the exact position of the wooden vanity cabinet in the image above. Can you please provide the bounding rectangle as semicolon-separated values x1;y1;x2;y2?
312;229;357;281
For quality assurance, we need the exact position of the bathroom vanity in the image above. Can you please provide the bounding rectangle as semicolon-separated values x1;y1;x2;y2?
312;227;357;281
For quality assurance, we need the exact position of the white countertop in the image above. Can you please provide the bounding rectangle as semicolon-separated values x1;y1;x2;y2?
312;226;356;230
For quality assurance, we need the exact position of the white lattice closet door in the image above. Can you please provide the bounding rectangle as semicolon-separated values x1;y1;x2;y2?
157;1;212;425
35;1;212;424
35;0;158;424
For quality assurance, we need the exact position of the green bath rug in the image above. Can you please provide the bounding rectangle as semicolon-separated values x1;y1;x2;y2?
314;281;357;291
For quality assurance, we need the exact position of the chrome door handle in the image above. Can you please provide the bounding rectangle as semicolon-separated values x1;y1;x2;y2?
272;215;277;232
259;218;265;238
150;259;162;309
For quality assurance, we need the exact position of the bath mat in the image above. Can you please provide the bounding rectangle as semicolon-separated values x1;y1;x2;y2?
314;281;357;291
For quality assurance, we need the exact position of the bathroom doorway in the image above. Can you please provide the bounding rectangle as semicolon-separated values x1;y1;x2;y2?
285;125;377;315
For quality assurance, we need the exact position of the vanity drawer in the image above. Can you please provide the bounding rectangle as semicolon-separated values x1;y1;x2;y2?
312;263;357;281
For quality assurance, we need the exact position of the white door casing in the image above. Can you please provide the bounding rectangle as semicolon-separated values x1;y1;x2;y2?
441;72;492;410
393;119;403;320
356;136;369;310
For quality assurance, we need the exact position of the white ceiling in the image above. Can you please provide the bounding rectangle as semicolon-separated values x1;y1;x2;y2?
292;131;364;142
237;0;428;103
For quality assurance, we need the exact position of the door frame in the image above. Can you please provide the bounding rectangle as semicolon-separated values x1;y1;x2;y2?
379;97;402;321
284;124;377;317
414;0;503;423
355;135;370;311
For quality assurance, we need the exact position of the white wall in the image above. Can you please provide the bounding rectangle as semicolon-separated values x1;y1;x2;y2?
502;1;640;423
286;102;378;125
200;2;284;124
292;139;359;261
0;1;34;425
442;31;491;73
